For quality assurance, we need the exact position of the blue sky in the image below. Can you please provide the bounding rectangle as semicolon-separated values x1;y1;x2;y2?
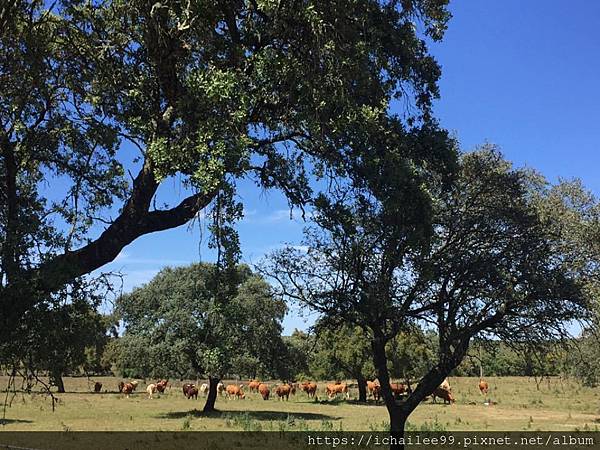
96;1;600;334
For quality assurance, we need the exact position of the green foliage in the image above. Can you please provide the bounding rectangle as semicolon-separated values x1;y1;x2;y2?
279;330;313;381
114;263;286;379
309;323;374;382
263;144;596;433
386;329;436;380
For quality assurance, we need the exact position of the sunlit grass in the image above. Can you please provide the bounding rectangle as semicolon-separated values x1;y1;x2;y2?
1;376;598;431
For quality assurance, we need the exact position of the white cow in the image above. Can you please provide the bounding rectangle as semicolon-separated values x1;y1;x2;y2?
200;383;209;396
146;383;157;399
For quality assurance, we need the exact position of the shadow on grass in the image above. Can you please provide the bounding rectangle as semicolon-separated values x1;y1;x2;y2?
156;409;340;421
345;399;384;407
0;418;34;425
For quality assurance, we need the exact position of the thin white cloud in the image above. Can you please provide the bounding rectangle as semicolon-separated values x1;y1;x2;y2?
243;208;313;225
113;250;191;266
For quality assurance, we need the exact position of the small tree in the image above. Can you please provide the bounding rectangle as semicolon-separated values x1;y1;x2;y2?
116;263;286;412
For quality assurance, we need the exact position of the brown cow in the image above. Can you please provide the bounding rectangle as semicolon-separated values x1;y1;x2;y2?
439;378;451;392
275;384;292;401
94;382;102;393
479;379;489;395
367;380;380;398
121;382;135;398
183;383;198;399
118;381;125;393
301;381;317;398
432;387;455;404
372;384;381;401
248;380;261;393
326;383;349;399
156;379;168;393
258;383;270;400
226;384;245;400
390;382;408;398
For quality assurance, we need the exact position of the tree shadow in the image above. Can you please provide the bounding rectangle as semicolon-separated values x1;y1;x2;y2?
0;418;34;425
156;409;340;421
345;399;383;407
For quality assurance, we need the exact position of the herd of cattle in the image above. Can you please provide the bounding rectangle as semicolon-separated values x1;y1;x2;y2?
92;378;491;405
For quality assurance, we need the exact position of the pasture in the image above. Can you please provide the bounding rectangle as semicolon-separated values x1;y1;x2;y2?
1;376;600;432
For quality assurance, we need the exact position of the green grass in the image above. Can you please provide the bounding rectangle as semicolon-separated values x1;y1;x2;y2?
1;376;599;431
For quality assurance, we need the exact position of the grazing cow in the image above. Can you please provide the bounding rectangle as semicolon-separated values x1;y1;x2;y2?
217;382;225;396
121;382;135;398
118;381;125;393
372;384;381;401
390;383;407;398
258;383;270;400
326;383;349;400
301;381;317;398
367;380;380;398
479;379;489;395
226;384;245;400
432;387;455;404
439;378;451;392
156;379;168;393
200;383;209;396
275;384;292;401
183;384;198;399
146;383;157;399
93;382;102;393
248;380;261;393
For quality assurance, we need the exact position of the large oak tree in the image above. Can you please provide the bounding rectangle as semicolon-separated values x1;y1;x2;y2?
263;147;594;442
1;0;454;348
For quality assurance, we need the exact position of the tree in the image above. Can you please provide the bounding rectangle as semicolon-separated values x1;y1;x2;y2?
1;0;454;347
279;330;312;382
115;263;286;412
310;322;375;402
0;280;111;393
263;147;593;443
386;329;435;386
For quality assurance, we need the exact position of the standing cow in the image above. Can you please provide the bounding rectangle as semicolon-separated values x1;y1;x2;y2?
301;381;317;398
225;384;245;399
479;379;489;395
248;380;261;393
146;383;157;399
183;384;198;399
275;384;292;401
258;383;270;400
326;383;349;400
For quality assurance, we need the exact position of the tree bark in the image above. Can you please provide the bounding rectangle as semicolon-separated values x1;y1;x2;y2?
203;376;219;413
389;407;408;450
51;369;65;393
0;160;218;342
356;375;367;402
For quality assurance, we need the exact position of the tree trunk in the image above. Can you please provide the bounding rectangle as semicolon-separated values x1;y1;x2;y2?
51;369;65;393
357;375;367;402
203;376;219;413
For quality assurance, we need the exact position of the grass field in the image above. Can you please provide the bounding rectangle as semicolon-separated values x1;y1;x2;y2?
1;376;600;432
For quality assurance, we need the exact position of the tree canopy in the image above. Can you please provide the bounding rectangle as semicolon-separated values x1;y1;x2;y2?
115;263;286;411
1;0;455;348
263;145;596;434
